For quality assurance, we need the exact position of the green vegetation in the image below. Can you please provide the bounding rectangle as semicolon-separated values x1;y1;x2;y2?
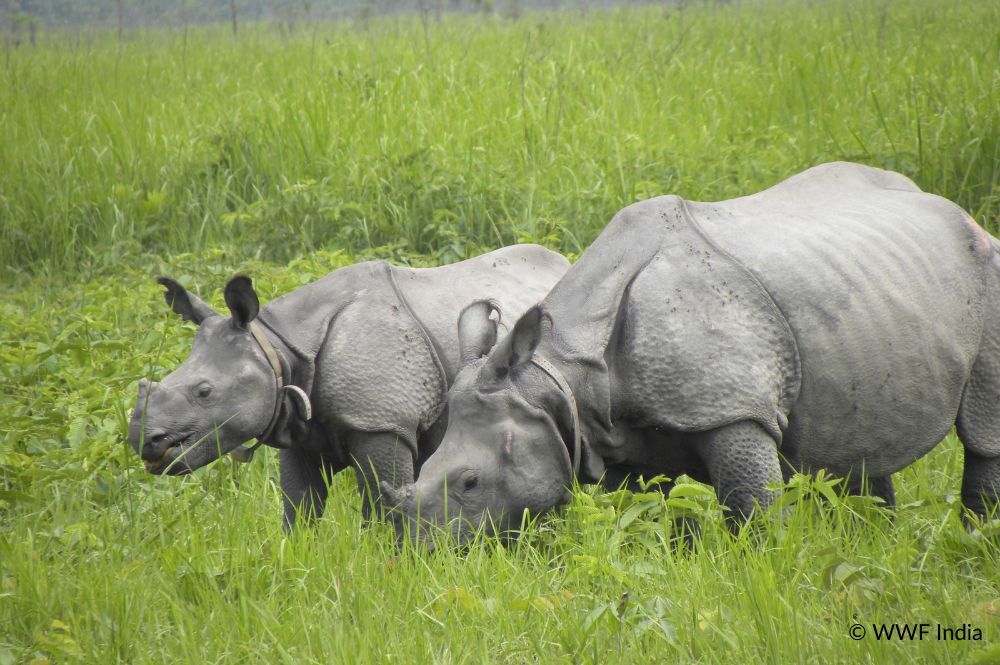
1;0;997;276
3;251;999;663
1;0;999;662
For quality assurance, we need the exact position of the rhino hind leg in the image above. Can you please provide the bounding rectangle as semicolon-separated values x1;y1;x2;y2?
956;298;1000;521
691;420;782;524
960;452;1000;521
868;476;896;508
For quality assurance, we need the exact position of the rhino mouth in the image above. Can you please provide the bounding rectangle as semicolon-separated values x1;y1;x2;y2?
143;431;199;475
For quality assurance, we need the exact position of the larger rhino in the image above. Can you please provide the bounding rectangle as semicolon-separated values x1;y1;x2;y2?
385;162;1000;542
128;245;568;527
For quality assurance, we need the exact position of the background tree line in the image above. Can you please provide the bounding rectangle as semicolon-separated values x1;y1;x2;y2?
1;0;675;35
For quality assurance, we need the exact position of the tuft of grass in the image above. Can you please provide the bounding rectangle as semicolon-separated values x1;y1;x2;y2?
0;0;997;277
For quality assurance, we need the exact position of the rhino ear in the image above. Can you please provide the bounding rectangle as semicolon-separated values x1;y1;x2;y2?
458;300;500;365
486;306;543;378
157;277;217;325
224;275;259;330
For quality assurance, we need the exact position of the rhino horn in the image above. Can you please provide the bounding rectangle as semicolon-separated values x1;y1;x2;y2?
381;481;410;508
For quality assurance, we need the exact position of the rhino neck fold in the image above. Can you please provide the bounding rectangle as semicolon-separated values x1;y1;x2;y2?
385;263;448;411
252;261;445;458
253;315;312;406
249;266;369;457
247;318;301;448
249;320;287;447
530;356;582;479
255;262;375;400
533;212;664;482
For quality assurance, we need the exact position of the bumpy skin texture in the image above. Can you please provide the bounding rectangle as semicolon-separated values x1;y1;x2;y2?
695;166;988;477
394;162;1000;540
556;162;999;520
690;421;782;519
129;245;568;527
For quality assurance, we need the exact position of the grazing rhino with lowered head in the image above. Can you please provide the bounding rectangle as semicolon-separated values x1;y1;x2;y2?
385;162;1000;544
127;245;568;528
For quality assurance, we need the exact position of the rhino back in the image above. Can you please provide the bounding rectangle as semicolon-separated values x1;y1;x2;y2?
393;244;569;379
313;245;567;446
693;162;992;475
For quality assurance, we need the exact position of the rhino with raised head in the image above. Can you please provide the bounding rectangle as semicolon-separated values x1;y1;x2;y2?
127;245;569;528
385;162;1000;543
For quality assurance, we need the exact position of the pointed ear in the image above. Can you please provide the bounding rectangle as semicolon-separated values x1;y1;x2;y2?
223;275;259;330
485;306;543;378
157;277;217;324
458;300;500;365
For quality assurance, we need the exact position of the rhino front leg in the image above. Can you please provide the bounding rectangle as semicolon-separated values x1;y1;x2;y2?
346;431;415;521
693;420;782;524
279;447;330;530
844;473;896;509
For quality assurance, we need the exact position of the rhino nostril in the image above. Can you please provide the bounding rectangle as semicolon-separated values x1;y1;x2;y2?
146;429;170;448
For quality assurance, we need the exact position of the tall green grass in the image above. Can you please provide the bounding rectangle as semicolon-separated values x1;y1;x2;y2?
1;251;998;663
1;0;997;276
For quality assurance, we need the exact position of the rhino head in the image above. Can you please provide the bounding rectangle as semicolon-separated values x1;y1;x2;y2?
384;302;574;546
128;276;307;475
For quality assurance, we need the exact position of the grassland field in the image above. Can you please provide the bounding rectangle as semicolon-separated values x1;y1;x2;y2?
1;0;999;662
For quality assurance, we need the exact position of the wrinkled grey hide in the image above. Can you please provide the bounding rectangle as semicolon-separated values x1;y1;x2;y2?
127;245;569;528
386;162;1000;544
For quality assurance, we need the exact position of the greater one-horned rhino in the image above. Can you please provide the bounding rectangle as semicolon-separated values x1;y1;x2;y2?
385;162;1000;543
128;245;568;527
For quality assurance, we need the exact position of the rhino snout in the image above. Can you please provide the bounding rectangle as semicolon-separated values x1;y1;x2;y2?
128;379;174;460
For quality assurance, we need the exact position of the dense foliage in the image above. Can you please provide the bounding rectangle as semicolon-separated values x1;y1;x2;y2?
1;0;998;662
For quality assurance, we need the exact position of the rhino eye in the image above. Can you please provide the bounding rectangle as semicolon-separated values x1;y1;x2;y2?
462;472;479;492
194;382;213;400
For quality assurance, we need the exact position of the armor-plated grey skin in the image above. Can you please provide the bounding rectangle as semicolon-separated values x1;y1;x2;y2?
127;245;569;528
385;162;1000;544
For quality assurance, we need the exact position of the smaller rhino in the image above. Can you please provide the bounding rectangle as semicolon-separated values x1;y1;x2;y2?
127;245;568;528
